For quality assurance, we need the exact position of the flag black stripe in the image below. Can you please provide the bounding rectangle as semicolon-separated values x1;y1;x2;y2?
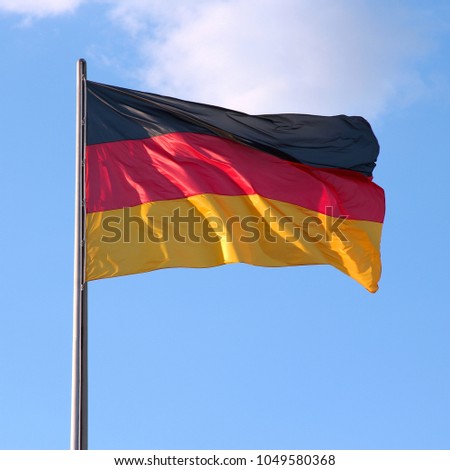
87;80;379;176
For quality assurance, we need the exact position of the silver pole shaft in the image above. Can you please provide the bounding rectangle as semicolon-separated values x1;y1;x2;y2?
71;58;88;450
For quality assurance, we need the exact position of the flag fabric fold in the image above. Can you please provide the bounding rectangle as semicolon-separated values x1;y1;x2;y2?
85;81;385;292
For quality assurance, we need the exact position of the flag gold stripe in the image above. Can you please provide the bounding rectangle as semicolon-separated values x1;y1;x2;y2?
86;193;382;292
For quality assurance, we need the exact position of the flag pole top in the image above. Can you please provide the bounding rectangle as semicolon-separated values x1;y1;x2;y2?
77;58;86;76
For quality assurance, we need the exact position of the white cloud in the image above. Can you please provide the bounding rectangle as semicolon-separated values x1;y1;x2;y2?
0;0;84;17
1;0;438;119
106;0;434;119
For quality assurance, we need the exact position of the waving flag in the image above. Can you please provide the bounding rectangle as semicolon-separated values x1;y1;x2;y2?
85;81;385;292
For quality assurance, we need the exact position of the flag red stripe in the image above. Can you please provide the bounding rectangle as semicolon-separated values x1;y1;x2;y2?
86;132;385;222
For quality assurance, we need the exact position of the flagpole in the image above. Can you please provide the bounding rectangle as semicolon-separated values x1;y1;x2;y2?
71;58;88;450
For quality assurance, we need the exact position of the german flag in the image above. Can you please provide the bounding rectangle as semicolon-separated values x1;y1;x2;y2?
85;81;385;292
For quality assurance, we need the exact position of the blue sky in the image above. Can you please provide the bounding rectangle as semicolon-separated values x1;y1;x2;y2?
0;0;449;450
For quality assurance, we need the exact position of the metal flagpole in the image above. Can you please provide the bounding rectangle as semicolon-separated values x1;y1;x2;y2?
71;58;88;450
